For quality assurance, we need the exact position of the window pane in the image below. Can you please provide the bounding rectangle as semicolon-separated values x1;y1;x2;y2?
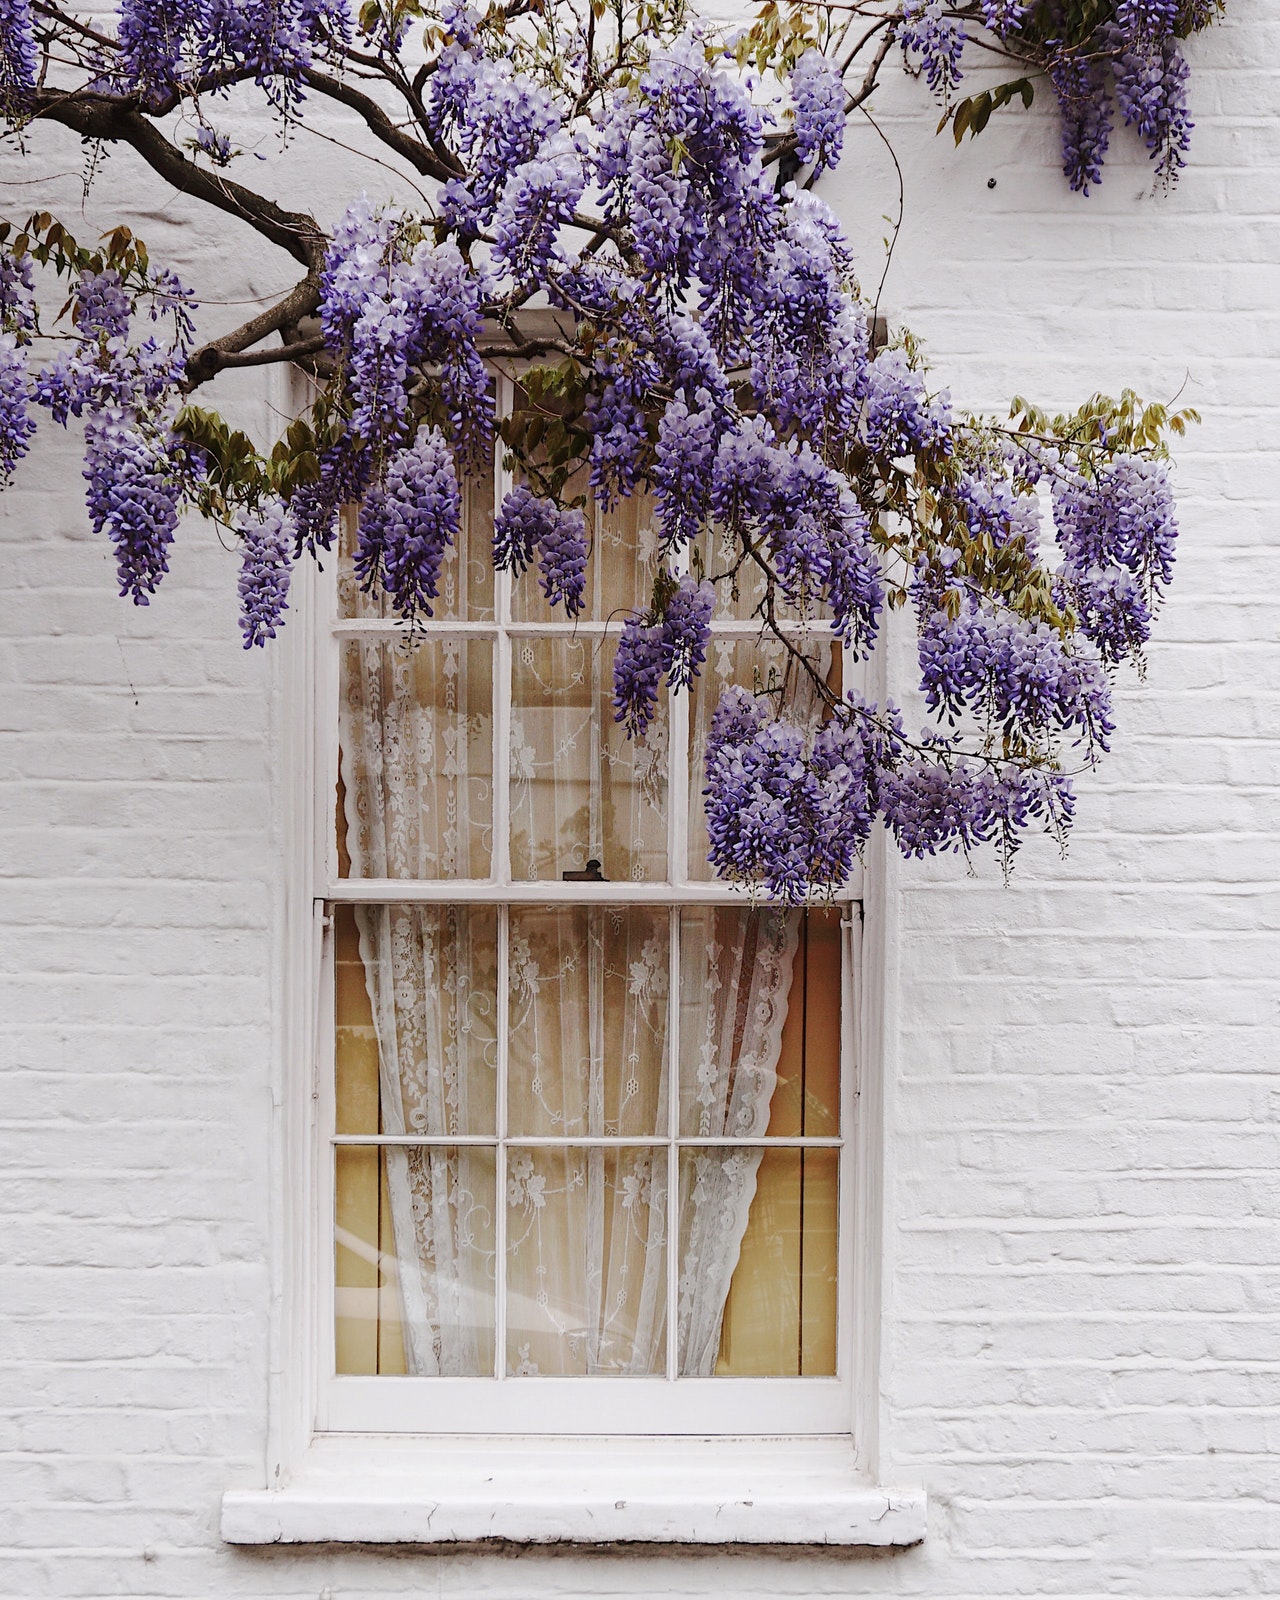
678;906;801;1138
340;638;493;879
511;637;666;882
693;523;832;626
335;905;498;1137
678;1147;838;1377
764;909;842;1139
687;636;834;880
336;1144;497;1377
508;906;669;1138
506;1146;668;1376
337;469;495;621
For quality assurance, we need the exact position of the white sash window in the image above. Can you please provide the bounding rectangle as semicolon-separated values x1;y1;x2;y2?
320;381;859;1437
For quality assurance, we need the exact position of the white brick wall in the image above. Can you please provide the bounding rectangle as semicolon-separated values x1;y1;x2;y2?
2;6;1278;1593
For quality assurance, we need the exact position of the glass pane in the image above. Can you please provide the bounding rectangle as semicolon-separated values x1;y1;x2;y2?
511;636;666;883
508;906;669;1137
339;637;493;879
678;906;801;1138
678;1147;838;1377
506;1146;668;1375
687;635;834;880
763;910;841;1139
336;1144;497;1376
335;905;498;1137
510;495;661;625
337;466;495;621
693;523;831;626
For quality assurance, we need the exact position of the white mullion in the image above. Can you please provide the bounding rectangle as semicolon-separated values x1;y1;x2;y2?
669;537;691;892
330;619;828;642
494;376;515;892
326;880;861;906
666;906;680;1382
839;907;859;1412
495;902;510;1381
669;689;691;893
493;376;515;1381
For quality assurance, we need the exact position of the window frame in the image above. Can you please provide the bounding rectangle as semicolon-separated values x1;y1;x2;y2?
231;370;923;1544
319;374;863;1435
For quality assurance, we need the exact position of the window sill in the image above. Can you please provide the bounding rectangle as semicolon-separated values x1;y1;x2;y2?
221;1435;926;1547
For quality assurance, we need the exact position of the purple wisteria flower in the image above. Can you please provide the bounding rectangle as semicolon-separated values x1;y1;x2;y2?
862;350;952;457
83;412;182;605
0;0;38;111
702;688;877;901
1050;53;1113;194
790;50;845;172
493;485;588;615
237;500;293;647
612;618;666;738
0;333;34;484
898;0;965;97
356;427;461;627
1112;29;1193;184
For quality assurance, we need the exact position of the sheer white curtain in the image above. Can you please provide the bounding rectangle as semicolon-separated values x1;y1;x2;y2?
339;543;825;1377
340;633;499;1375
676;906;799;1375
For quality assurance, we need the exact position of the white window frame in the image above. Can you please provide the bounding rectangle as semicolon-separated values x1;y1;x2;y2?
221;368;925;1546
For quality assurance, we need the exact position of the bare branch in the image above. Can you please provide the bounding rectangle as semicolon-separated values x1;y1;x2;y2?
299;66;458;180
190;333;328;378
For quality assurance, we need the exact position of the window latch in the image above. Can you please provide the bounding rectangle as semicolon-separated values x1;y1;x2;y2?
562;859;606;882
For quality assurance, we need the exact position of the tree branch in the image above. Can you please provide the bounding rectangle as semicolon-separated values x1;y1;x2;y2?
29;89;328;270
299;66;457;180
184;272;324;388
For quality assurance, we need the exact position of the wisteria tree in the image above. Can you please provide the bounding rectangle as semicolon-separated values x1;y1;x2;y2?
0;0;1218;897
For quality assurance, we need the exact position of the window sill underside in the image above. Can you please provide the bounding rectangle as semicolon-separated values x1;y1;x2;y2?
221;1435;926;1547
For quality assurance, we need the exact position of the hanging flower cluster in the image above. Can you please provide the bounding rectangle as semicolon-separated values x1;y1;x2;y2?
0;0;1207;897
910;0;1217;192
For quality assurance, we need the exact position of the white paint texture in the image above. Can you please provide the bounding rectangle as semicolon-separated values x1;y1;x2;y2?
2;3;1279;1592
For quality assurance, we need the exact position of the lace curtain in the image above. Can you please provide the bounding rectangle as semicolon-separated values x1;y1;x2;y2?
338;529;825;1376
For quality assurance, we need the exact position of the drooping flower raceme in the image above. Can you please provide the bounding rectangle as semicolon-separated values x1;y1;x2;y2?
0;0;38;112
1052;457;1178;662
492;485;588;616
237;500;293;647
0;333;34;484
862;349;952;457
536;502;588;616
356;427;461;627
83;411;182;605
611;576;715;734
898;0;965;97
881;757;1075;863
790;49;844;172
1111;28;1193;185
917;603;1115;751
612;618;667;738
702;687;878;901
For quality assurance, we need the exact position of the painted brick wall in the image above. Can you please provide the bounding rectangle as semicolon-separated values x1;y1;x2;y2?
2;6;1278;1594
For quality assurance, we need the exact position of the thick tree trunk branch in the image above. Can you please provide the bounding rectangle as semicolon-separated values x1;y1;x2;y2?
29;89;328;270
